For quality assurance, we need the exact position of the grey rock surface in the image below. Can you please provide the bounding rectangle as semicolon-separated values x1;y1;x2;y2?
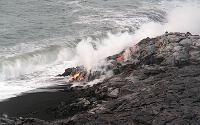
2;32;200;125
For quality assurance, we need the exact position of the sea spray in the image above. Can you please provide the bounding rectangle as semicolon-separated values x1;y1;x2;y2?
133;2;200;41
0;46;73;80
74;32;134;70
73;1;200;70
1;0;200;101
2;1;200;80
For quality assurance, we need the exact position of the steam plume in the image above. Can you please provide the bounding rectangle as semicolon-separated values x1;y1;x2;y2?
75;1;200;70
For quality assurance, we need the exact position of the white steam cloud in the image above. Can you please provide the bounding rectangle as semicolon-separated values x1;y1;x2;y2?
134;2;200;40
74;1;200;70
74;32;134;70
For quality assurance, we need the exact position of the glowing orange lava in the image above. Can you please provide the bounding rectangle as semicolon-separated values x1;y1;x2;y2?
116;55;124;62
70;72;85;81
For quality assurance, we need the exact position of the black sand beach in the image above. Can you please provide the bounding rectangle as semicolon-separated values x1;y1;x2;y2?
2;32;200;124
0;84;96;121
0;85;70;120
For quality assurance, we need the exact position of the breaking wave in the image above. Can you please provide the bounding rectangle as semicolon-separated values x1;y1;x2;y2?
2;1;200;81
1;0;200;101
0;46;73;80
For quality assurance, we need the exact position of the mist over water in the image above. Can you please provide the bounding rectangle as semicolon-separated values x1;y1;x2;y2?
0;0;200;101
74;1;200;70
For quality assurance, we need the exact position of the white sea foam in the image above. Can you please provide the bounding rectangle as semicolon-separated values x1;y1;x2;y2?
1;0;200;101
0;46;73;80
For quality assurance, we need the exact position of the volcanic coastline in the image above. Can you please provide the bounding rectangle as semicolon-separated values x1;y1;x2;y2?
1;32;200;125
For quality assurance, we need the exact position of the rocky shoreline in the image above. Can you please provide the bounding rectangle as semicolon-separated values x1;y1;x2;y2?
1;32;200;125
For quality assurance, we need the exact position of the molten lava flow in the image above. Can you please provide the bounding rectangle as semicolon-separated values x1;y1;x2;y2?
70;71;85;82
73;72;81;79
116;47;135;62
116;54;124;62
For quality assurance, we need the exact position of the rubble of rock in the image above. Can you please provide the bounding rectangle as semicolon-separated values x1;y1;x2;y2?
2;32;200;125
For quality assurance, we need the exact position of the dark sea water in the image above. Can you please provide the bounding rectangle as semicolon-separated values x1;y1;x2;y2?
0;0;199;100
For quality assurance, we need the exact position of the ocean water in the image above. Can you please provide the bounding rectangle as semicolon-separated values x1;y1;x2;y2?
0;0;199;101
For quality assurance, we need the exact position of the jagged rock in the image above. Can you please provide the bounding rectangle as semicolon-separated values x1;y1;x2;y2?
57;67;76;77
179;38;192;46
64;32;200;125
76;98;91;107
0;117;14;125
0;117;49;125
108;88;120;98
2;32;200;125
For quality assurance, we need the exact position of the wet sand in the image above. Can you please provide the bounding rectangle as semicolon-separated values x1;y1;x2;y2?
0;84;76;121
